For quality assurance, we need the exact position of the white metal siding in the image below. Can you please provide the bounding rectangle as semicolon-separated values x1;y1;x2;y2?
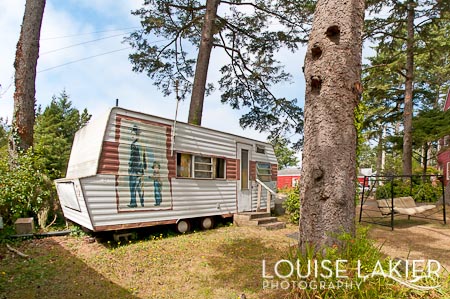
55;179;94;230
81;175;236;228
66;110;111;179
58;107;279;231
174;124;237;158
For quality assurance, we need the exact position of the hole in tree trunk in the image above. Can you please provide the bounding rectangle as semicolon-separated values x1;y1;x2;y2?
311;44;322;60
310;76;322;95
325;25;340;44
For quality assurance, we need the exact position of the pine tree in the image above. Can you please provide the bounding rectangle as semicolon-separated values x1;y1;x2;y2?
126;0;313;139
364;0;450;175
34;91;91;179
299;0;365;250
10;0;46;157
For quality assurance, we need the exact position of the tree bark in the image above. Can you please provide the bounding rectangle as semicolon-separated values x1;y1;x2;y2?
376;128;384;175
188;0;220;125
299;0;365;251
402;0;415;176
422;142;429;181
10;0;46;156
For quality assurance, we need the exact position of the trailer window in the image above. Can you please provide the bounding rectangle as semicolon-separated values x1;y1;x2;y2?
177;153;192;178
215;158;226;179
256;145;265;154
194;156;213;178
177;153;226;179
257;162;272;182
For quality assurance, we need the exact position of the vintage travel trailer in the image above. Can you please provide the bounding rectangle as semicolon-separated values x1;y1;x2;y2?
55;107;278;233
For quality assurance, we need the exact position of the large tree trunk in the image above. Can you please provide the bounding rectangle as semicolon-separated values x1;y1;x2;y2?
299;0;365;251
187;0;220;125
9;0;46;157
402;0;415;176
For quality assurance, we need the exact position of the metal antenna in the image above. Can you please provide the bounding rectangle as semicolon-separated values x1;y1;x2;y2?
171;80;181;156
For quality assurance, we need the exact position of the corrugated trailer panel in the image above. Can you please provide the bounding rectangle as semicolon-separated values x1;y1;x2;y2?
174;124;237;158
252;147;278;165
55;179;94;230
81;175;236;228
57;107;278;231
66;111;110;179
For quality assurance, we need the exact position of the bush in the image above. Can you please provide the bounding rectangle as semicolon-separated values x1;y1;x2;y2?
283;186;300;224
375;179;442;203
0;150;58;227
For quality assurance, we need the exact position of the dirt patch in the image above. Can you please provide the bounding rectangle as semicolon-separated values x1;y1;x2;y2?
359;202;450;270
367;221;450;270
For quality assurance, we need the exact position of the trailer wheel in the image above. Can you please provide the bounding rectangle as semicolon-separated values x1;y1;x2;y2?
200;217;214;230
176;219;191;233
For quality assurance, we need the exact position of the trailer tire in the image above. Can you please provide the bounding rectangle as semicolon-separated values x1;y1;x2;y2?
200;217;214;230
176;219;191;233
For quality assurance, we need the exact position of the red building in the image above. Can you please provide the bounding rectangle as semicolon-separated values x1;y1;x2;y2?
437;89;450;185
277;168;301;189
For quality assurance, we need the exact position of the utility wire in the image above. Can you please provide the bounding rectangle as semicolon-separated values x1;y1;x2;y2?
37;39;169;73
0;75;14;98
37;47;132;73
40;32;132;55
40;26;140;40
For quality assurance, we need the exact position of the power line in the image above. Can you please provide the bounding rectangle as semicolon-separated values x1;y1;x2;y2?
0;75;14;98
37;39;169;73
40;26;140;40
40;32;132;55
37;47;132;73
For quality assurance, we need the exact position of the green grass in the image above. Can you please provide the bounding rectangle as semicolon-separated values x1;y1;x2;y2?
0;223;449;299
281;226;450;299
0;224;294;299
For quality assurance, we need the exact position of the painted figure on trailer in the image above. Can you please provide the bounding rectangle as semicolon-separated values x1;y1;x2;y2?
151;161;162;206
128;125;147;207
117;119;171;211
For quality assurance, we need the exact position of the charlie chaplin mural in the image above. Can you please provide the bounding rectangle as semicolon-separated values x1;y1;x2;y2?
151;161;162;206
127;125;147;207
115;118;172;211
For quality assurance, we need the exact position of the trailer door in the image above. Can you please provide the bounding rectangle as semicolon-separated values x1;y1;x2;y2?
237;143;252;212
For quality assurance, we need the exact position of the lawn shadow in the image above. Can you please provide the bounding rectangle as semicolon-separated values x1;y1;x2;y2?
0;238;139;299
207;236;288;297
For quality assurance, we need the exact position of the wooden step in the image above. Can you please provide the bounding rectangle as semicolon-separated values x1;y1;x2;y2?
260;222;286;230
233;213;286;230
253;217;278;225
234;212;270;222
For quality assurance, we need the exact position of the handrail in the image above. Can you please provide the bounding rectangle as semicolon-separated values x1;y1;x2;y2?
255;179;276;195
256;178;276;213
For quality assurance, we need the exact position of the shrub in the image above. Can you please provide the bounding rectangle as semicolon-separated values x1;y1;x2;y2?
375;179;442;203
0;150;58;227
283;186;300;224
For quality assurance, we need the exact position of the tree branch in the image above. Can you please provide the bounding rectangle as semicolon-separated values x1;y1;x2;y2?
366;30;407;41
7;244;30;259
165;2;206;12
220;0;297;26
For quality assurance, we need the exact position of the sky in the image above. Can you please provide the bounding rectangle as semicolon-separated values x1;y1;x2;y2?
0;0;307;149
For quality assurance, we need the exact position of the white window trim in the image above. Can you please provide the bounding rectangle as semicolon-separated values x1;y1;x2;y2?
256;162;272;182
177;152;227;180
